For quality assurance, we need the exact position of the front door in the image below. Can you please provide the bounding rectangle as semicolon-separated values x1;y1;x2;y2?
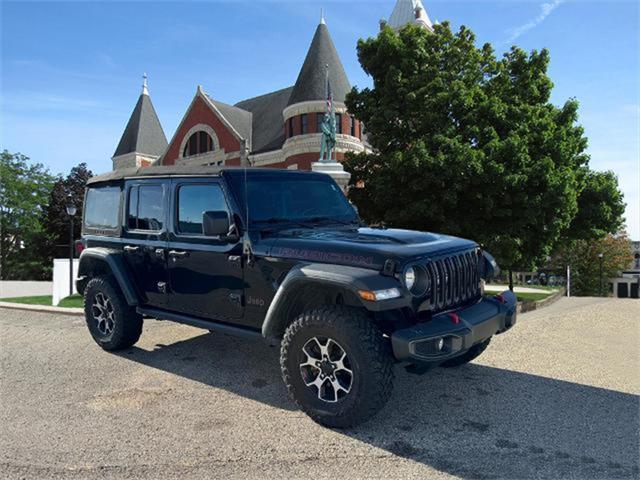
121;180;169;308
166;179;245;323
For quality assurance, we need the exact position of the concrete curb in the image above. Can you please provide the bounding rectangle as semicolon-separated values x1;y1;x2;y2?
517;287;567;314
0;301;84;316
0;287;567;318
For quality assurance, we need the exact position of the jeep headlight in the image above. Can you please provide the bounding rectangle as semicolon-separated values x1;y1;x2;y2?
404;266;416;291
403;264;430;297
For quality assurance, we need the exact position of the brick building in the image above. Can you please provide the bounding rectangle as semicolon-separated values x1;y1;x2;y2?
111;0;433;173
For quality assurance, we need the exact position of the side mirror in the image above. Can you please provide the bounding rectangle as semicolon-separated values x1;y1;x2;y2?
203;211;230;237
481;250;500;281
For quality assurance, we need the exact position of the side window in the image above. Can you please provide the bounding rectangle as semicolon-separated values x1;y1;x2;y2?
177;184;227;235
127;184;164;231
84;186;121;229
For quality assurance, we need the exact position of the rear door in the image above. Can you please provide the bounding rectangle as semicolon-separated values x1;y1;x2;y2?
166;178;245;323
121;180;169;308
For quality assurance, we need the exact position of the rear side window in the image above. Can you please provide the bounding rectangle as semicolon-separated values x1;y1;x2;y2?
84;186;121;229
127;185;164;231
177;184;227;235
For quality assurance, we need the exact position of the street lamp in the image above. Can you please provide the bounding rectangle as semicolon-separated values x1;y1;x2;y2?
598;252;604;297
65;194;77;298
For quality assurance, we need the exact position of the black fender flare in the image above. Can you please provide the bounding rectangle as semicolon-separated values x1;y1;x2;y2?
77;247;140;306
261;263;410;339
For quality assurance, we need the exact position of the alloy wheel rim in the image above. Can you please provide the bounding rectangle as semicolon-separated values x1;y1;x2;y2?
92;292;115;336
299;336;353;403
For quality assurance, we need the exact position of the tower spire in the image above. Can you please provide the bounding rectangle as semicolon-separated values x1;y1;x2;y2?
320;8;325;25
142;72;149;96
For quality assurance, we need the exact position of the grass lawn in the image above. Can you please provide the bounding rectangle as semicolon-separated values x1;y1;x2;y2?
0;294;83;308
486;291;555;302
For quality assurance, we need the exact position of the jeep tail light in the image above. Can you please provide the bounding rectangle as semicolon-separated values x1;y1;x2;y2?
75;240;85;256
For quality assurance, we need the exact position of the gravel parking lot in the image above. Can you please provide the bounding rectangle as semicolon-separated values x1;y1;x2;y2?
1;297;638;479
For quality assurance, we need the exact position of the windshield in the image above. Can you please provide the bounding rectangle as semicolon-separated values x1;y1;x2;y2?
227;171;358;227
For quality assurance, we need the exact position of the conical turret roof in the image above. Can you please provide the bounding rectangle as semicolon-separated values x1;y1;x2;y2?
287;21;351;106
388;0;433;31
114;78;167;158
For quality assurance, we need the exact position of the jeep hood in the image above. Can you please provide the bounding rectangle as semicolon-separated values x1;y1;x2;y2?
266;227;477;270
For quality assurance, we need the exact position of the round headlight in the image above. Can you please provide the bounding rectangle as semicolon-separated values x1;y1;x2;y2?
403;264;430;297
404;267;416;291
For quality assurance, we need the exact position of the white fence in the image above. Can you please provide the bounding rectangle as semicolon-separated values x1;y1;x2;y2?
52;258;79;306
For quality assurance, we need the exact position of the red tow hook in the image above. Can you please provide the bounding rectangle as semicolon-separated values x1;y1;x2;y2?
494;294;506;304
448;313;460;324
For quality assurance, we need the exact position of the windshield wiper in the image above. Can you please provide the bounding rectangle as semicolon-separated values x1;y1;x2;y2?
305;216;359;226
253;217;310;230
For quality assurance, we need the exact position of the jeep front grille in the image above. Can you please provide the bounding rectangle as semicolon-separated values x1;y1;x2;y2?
426;249;482;312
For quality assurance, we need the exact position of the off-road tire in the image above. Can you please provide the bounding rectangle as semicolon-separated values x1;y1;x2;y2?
83;275;143;351
439;337;491;368
280;306;394;428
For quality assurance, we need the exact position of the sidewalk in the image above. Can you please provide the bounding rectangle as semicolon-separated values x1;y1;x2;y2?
0;281;52;298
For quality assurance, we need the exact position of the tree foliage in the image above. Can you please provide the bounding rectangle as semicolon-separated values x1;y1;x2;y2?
551;233;633;296
345;23;623;273
0;151;92;280
565;170;626;241
0;150;55;280
36;163;92;265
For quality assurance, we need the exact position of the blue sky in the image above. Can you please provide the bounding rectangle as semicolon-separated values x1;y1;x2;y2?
1;0;639;238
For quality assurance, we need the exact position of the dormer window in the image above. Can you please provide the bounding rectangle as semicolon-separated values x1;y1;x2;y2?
183;131;214;157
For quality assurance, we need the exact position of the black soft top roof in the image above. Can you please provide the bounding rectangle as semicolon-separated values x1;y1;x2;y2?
86;165;326;186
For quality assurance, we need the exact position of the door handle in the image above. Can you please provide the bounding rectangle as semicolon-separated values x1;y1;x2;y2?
123;245;139;252
168;250;189;258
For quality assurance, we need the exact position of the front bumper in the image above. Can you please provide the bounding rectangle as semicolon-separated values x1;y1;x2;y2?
391;290;517;364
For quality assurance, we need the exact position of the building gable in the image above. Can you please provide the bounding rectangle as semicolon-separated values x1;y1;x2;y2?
162;88;245;166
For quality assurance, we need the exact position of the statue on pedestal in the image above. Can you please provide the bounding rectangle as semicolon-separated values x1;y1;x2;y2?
319;111;336;163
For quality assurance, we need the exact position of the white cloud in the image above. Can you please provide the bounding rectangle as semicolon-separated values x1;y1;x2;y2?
505;0;564;44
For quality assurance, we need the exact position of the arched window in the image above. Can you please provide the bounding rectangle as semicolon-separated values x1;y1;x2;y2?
183;130;214;157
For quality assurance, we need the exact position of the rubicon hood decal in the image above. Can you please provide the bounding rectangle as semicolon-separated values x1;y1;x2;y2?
271;247;375;268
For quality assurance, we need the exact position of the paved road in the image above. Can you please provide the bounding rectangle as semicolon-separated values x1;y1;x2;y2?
1;297;638;479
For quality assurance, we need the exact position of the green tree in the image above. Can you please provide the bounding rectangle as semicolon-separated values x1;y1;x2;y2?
565;170;626;241
36;163;93;267
0;150;55;280
345;23;600;285
552;233;632;296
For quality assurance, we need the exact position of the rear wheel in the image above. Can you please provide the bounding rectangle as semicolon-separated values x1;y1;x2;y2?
439;337;491;368
280;306;394;428
83;276;143;351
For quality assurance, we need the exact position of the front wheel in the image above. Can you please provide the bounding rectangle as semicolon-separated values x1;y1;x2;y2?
280;306;394;428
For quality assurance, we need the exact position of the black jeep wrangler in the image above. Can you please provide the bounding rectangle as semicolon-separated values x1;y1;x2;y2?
77;165;516;427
